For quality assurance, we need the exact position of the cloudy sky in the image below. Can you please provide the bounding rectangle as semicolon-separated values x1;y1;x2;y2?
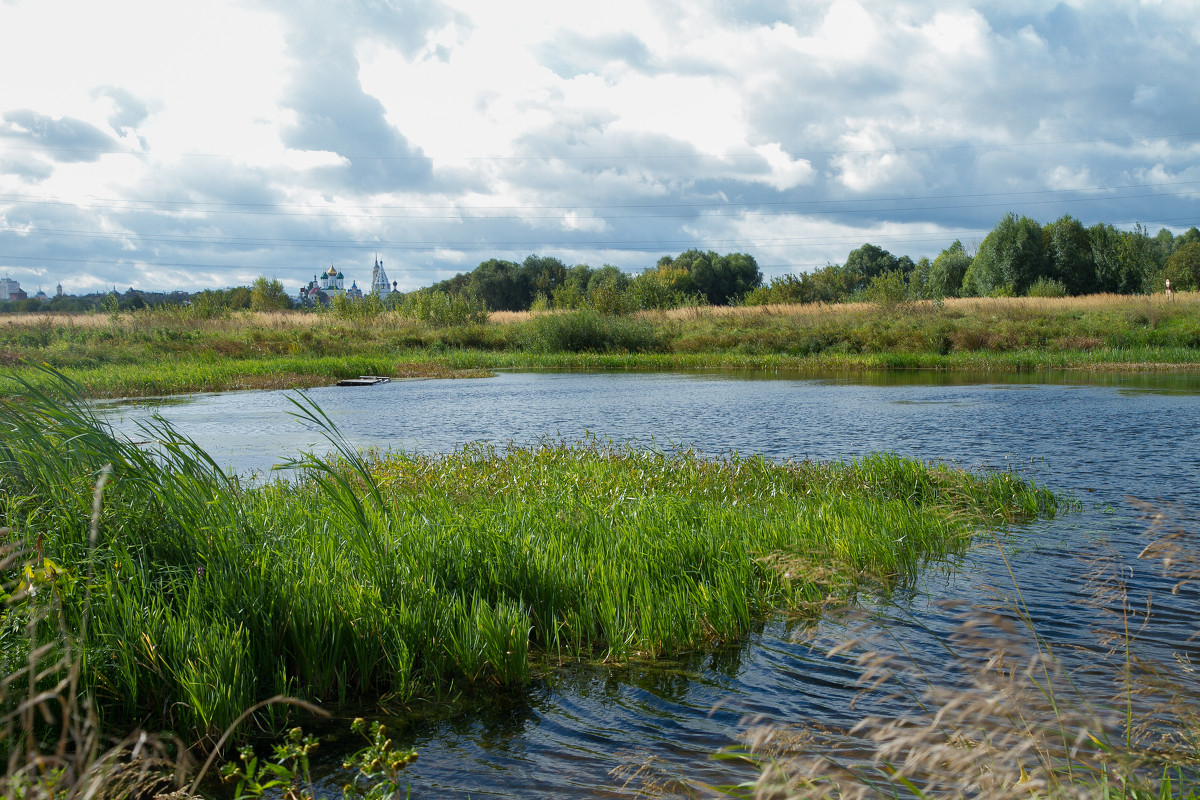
1;0;1198;296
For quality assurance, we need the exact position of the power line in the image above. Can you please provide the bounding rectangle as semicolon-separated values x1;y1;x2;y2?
2;131;1198;161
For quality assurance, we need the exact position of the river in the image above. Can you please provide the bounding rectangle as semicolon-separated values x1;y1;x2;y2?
96;370;1200;797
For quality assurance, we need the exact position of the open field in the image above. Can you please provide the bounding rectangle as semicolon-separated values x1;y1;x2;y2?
1;292;1198;398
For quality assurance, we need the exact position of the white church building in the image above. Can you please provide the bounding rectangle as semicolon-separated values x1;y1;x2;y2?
299;257;398;306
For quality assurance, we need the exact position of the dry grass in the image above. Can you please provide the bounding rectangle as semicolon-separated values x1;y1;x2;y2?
1;292;1194;332
487;309;535;324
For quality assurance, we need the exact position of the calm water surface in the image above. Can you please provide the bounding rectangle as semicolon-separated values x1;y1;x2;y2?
98;371;1200;797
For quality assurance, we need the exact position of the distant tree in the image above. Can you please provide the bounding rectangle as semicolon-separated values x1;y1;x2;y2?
586;265;631;295
118;288;146;311
628;265;698;310
1153;227;1177;265
744;273;812;306
468;259;526;311
429;272;471;296
225;286;252;309
1115;224;1161;294
922;241;972;298
1163;241;1200;291
844;244;901;283
1088;223;1122;293
806;263;864;302
864;269;911;307
965;214;1050;296
250;277;293;311
521;255;569;300
1045;214;1096;295
659;249;761;305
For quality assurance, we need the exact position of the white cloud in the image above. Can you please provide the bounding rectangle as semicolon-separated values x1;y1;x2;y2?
1;0;1198;293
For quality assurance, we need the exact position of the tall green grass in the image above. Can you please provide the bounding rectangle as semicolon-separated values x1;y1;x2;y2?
0;369;1066;748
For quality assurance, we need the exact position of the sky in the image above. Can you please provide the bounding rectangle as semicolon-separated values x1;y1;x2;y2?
1;0;1198;296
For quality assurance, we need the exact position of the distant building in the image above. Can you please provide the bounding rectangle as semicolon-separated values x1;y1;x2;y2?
299;264;347;306
0;276;27;302
299;257;399;306
370;256;397;296
34;288;48;301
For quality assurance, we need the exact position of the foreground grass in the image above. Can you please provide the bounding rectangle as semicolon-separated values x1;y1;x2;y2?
0;372;1065;751
1;293;1198;398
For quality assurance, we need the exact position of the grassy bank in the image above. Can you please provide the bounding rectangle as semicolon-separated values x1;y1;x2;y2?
0;372;1066;750
1;293;1198;397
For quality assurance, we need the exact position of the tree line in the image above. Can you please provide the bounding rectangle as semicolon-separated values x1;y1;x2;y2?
745;215;1200;307
3;214;1197;316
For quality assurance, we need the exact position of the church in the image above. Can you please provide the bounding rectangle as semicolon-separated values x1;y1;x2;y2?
298;257;398;306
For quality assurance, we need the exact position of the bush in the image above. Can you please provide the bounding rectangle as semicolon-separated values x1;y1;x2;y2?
520;309;666;353
863;269;911;308
399;290;488;327
1026;277;1068;298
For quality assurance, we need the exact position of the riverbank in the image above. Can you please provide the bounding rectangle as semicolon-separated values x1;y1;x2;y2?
1;292;1198;398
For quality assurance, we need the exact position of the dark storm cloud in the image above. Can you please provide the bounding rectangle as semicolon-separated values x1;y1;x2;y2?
1;110;116;161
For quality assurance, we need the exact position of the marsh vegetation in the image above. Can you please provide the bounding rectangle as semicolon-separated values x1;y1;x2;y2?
0;372;1064;751
1;292;1198;399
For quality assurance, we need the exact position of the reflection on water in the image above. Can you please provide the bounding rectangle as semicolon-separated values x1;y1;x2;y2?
96;371;1200;798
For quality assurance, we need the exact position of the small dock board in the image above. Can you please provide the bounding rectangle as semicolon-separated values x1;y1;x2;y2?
337;375;391;386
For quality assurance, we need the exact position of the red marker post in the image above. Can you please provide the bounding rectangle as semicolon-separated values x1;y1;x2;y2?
1166;278;1172;301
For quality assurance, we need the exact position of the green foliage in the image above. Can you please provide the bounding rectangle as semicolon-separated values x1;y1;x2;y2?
220;727;319;799
217;722;416;800
844;243;903;284
520;308;666;353
342;718;418;800
966;213;1050;296
1026;276;1068;298
628;266;702;310
923;241;972;299
467;258;526;311
657;249;762;305
863;269;911;308
250;277;294;311
399;289;488;327
743;274;811;306
1163;241;1200;292
1045;214;1097;294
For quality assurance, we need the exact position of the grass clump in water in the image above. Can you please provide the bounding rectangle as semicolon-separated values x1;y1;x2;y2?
0;369;1066;751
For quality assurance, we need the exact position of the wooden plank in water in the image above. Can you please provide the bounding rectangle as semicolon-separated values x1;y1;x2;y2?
336;376;391;386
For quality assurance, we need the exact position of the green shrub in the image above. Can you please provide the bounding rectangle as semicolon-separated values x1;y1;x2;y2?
520;309;666;353
399;290;488;327
1026;277;1068;298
